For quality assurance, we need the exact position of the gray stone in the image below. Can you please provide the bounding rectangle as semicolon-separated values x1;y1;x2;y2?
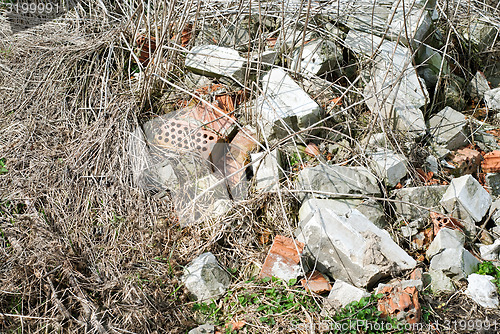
474;130;500;152
425;154;439;174
257;68;320;140
485;87;500;112
429;247;479;280
401;226;419;238
440;175;492;223
393;185;448;222
480;239;500;261
426;228;465;259
462;17;498;52
291;38;342;76
188;324;215;334
429;270;456;293
296;164;381;202
367;149;408;187
185;45;246;80
344;29;428;136
325;280;370;311
468;71;491;100
490;199;500;225
219;25;251;51
182;252;231;301
466;274;500;309
296;203;416;288
251;149;282;192
429;107;469;150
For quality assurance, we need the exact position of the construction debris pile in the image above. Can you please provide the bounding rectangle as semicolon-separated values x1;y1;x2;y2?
127;0;500;329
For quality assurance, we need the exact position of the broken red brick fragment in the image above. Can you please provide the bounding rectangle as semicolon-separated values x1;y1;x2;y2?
300;271;332;294
430;212;464;235
136;35;157;66
220;127;258;187
377;283;421;324
482;150;500;173
259;235;304;279
451;147;482;175
304;143;320;157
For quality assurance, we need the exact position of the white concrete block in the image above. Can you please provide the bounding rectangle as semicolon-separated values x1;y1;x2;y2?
291;39;342;76
426;228;465;259
480;239;500;261
466;274;499;308
485;87;500;112
429;107;468;150
296;203;416;288
326;280;370;310
251;149;282;192
440;175;492;222
185;45;246;79
368;149;408;187
429;247;479;280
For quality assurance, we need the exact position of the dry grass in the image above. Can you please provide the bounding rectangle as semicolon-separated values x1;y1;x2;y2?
1;0;500;333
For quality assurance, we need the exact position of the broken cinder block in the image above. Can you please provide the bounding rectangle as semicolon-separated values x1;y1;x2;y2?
429;107;469;150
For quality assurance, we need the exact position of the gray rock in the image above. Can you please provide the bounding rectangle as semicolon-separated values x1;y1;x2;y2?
257;68;320;140
219;25;251;51
429;270;456;293
401;226;419;238
325;280;370;311
188;324;215;334
485;87;500;112
367;149;408;187
490;199;500;225
429;107;469;150
462;17;498;52
401;279;424;291
440;175;492;223
251;149;282;192
466;274;500;308
296;202;416;288
426;228;465;259
429;247;479;280
182;252;231;301
425;154;439;174
468;71;491;100
296;164;381;202
185;45;246;80
291;38;342;76
480;239;500;261
474;130;500;152
393;185;448;222
484;173;500;196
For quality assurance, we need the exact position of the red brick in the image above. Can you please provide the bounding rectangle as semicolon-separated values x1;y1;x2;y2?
482;150;500;173
300;271;332;294
259;235;304;279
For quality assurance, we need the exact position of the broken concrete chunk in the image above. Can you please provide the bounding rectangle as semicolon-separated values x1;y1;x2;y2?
259;235;304;281
428;270;456;293
368;149;408;187
324;280;370;311
426;228;465;259
429;247;479;280
393;185;448;222
485;88;500;112
480;239;500;261
185;45;246;80
296;203;416;288
296;164;381;202
300;271;332;294
298;198;385;228
182;252;231;301
291;38;342;76
344;29;428;135
188;324;215;334
258;68;320;140
440;175;492;223
468;71;491;100
466;274;500;309
251;149;282;192
429;107;469;150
